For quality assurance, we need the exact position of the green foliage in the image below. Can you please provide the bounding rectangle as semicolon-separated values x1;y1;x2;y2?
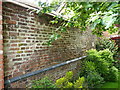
80;49;119;87
84;61;96;73
105;66;119;81
47;33;61;46
36;2;60;15
32;76;56;88
55;71;85;88
65;71;73;80
80;60;104;88
86;49;118;81
35;1;119;45
96;38;118;56
87;49;112;75
74;77;85;88
99;49;114;63
86;72;104;88
55;71;74;88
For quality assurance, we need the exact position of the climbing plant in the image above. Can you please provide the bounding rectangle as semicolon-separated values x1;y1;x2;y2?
34;1;120;45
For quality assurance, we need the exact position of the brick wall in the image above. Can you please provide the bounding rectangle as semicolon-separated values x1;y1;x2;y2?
0;0;4;89
3;2;97;88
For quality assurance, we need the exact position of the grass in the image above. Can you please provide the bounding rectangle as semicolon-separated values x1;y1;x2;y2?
101;82;118;88
101;72;120;88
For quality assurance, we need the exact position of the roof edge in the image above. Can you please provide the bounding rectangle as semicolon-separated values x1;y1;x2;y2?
3;0;56;17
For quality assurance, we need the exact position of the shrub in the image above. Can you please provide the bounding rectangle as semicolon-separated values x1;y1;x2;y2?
32;76;56;88
55;71;73;88
86;49;111;75
99;49;114;63
80;60;104;88
74;77;85;88
86;72;104;88
105;66;118;81
80;49;119;88
84;61;96;73
96;38;119;68
55;71;85;88
86;49;119;81
96;38;118;56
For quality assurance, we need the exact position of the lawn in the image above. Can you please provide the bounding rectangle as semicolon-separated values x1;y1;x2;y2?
101;72;120;88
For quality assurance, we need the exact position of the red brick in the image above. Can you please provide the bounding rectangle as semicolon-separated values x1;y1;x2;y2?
0;80;4;86
0;45;3;50
3;16;10;20
0;31;2;34
0;55;3;59
0;11;2;15
13;58;22;61
24;50;32;53
0;64;3;69
0;1;2;5
0;26;2;30
11;44;17;47
0;75;3;80
0;6;2;10
0;40;3;44
0;20;2;24
10;48;19;50
6;20;16;24
13;72;23;77
0;84;4;89
18;15;27;19
2;1;98;88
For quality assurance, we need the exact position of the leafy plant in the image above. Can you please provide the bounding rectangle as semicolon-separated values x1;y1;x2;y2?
55;71;73;88
32;76;56;88
35;1;119;45
80;60;104;88
55;71;85;88
86;49;118;82
105;66;119;82
74;77;85;88
80;49;119;88
96;39;119;69
86;72;104;88
96;38;118;56
84;61;96;73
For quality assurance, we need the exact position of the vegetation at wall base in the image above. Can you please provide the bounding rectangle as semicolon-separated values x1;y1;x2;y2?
32;49;119;89
32;71;85;89
32;76;56;88
55;71;85;88
79;49;119;88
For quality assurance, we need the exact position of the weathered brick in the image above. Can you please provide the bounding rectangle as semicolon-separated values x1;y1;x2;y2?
9;32;18;36
13;58;22;61
5;20;16;24
10;48;19;50
18;22;27;25
16;51;23;53
3;2;97;88
24;50;32;53
13;72;23;77
0;20;2;24
0;45;3;50
18;15;27;19
0;55;3;59
11;44;17;47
